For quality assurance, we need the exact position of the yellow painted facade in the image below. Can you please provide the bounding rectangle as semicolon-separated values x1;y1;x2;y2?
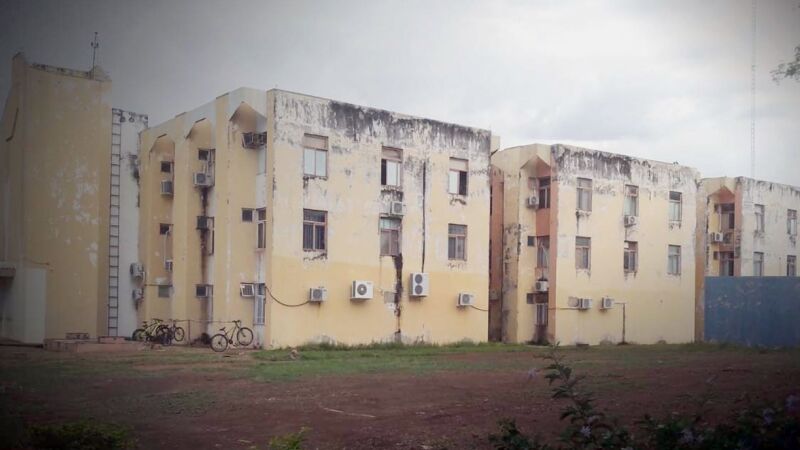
491;144;700;345
138;89;492;347
0;54;111;342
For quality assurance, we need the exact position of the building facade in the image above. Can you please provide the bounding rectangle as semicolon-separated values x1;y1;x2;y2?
137;89;493;347
491;144;700;345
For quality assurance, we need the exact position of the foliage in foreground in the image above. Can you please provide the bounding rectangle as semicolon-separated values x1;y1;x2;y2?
267;427;309;450
28;420;134;450
490;345;800;450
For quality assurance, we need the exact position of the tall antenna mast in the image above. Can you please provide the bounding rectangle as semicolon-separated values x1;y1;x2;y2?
750;0;756;178
91;32;99;68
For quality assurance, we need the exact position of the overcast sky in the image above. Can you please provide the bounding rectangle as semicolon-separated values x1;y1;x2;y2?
2;0;799;185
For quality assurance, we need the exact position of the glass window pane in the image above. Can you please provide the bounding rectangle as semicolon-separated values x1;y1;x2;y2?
448;171;459;194
315;224;325;250
456;237;465;259
303;148;315;175
315;150;327;177
303;223;313;249
448;237;456;259
386;161;399;186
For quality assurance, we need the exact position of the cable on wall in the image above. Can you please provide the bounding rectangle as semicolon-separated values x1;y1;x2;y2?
264;282;310;308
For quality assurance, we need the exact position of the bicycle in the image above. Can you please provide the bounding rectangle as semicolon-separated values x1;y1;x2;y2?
210;320;254;352
163;320;186;343
132;318;171;344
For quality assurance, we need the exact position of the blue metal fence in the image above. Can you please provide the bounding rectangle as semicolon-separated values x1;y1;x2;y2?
704;277;800;347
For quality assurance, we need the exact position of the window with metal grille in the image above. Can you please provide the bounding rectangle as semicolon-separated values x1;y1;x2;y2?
448;224;467;260
380;218;401;256
257;208;267;249
535;303;548;326
254;292;265;326
577;178;592;212
302;134;328;178
575;236;591;269
303;209;326;251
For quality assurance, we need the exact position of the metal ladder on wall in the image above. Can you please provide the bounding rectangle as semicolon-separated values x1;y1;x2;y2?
108;114;122;336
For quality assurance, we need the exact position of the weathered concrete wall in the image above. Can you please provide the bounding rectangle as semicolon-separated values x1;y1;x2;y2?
0;54;111;342
704;276;800;347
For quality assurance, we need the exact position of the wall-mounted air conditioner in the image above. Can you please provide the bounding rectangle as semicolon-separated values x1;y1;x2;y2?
535;280;549;293
132;288;144;301
164;259;173;272
409;272;429;297
624;215;638;227
160;180;174;196
577;298;592;310
195;284;212;298
242;132;267;149
309;287;328;302
458;293;475;307
240;283;255;298
351;280;374;300
130;263;144;279
600;297;614;309
526;195;539;208
390;201;406;216
709;232;724;243
196;216;211;230
193;172;214;187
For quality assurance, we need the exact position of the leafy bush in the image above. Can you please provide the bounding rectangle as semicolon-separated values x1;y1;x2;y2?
28;420;134;450
268;427;309;450
491;344;800;449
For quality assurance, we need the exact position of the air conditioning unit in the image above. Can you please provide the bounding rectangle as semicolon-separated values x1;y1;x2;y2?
132;288;144;301
129;262;144;279
193;172;214;187
578;298;592;310
600;297;614;309
351;280;374;300
309;287;328;302
526;195;539;208
709;232;724;243
240;283;255;298
624;215;638;227
389;201;406;216
458;293;475;307
195;284;212;298
196;216;211;230
164;259;173;272
535;280;549;293
242;132;267;149
409;272;429;297
160;180;174;196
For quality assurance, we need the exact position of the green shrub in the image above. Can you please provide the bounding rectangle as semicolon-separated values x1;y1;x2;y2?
28;420;134;450
268;427;309;450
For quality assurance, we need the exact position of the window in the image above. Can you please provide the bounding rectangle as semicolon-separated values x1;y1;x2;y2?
254;286;265;326
448;224;467;260
203;217;215;256
448;158;468;195
535;303;548;326
381;147;402;187
537;236;550;268
302;134;328;177
526;293;535;304
669;192;682;222
719;204;735;230
577;178;592;211
198;149;209;160
538;178;551;209
624;185;638;216
159;223;172;235
624;241;638;273
788;210;797;235
380;218;402;256
788;255;797;277
302;209;326;251
720;252;735;276
157;285;171;298
753;252;764;276
755;204;765;233
575;236;591;269
256;208;266;249
527;236;535;247
242;208;254;222
160;161;173;173
668;245;681;275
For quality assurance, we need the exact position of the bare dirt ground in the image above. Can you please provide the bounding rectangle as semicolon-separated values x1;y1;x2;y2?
1;343;799;449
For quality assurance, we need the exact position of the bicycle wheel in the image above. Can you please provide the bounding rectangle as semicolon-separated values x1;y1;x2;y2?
173;326;185;342
132;329;146;341
210;333;228;352
236;327;254;347
155;325;172;345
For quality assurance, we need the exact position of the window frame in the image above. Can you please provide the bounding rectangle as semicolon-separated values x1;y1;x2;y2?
788;255;797;277
577;178;592;212
380;217;402;256
538;177;551;209
668;244;681;275
448;224;468;261
624;185;639;217
256;208;267;249
720;251;735;276
302;209;327;251
535;303;548;326
157;285;171;298
160;161;173;173
448;158;469;196
242;208;254;222
575;236;591;270
302;134;328;178
755;204;765;233
537;236;550;269
753;251;764;276
788;209;798;235
380;147;403;188
624;241;638;273
669;191;682;223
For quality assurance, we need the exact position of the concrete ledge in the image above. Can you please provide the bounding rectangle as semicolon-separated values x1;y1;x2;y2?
44;338;144;353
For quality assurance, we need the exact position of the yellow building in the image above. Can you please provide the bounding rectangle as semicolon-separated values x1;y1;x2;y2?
490;144;700;345
137;88;493;347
